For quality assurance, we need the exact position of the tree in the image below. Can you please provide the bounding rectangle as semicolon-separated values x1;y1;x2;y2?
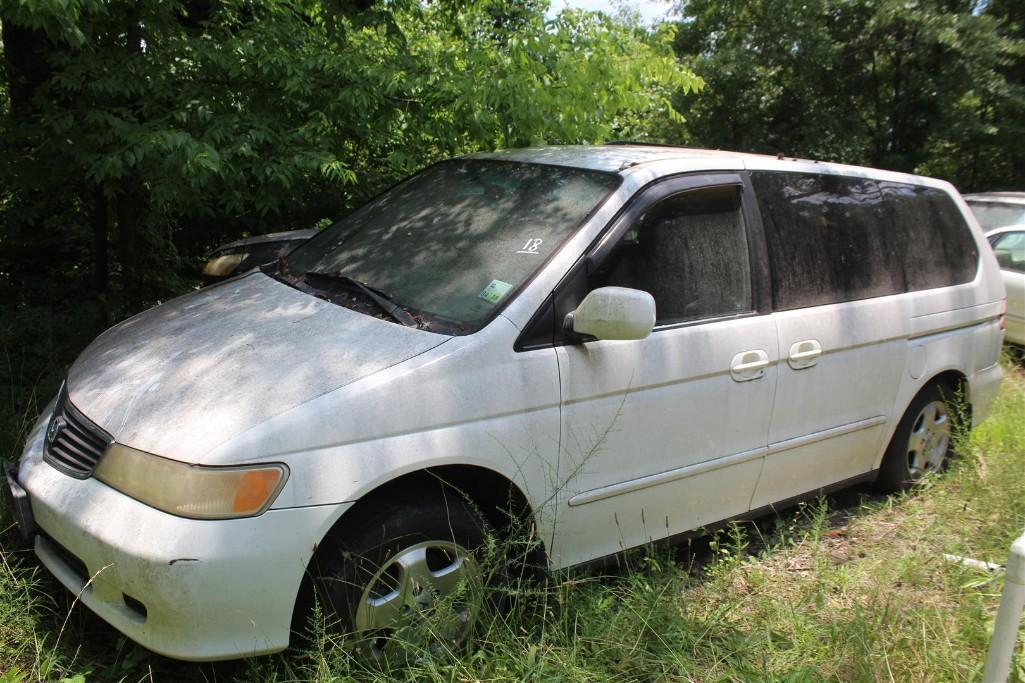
671;0;1025;190
0;0;698;317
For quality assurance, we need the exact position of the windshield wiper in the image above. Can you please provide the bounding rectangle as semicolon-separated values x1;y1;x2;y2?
302;271;419;328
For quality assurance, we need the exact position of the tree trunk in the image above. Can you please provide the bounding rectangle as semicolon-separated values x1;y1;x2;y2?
115;10;149;310
92;187;109;295
1;20;54;116
116;184;145;307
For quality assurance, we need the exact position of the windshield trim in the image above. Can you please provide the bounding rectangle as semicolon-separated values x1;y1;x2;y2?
277;159;624;336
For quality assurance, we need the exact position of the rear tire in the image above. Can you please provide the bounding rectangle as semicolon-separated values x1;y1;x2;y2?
876;383;959;493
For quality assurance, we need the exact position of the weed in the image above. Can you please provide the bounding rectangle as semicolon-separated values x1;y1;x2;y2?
2;363;1025;681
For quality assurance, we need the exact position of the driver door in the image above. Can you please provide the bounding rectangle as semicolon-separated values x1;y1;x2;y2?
550;174;779;567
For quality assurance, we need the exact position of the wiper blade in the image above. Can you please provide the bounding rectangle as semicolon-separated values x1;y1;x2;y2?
302;271;419;328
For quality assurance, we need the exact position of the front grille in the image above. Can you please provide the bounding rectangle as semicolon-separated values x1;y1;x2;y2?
43;384;112;479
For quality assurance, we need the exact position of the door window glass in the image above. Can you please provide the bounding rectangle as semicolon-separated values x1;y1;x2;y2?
752;172;901;310
992;231;1025;273
590;185;752;324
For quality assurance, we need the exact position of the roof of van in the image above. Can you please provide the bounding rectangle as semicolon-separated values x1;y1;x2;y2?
467;144;754;172
466;145;938;187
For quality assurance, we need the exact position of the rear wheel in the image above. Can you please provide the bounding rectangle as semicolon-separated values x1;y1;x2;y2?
877;384;959;492
305;484;489;661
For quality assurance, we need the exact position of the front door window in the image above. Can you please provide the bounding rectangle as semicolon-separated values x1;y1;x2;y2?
590;185;753;324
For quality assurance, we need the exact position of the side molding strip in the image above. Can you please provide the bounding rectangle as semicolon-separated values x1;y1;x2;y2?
567;415;887;507
766;415;887;455
567;446;767;507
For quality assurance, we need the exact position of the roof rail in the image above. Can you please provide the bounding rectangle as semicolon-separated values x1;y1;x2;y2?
603;140;687;149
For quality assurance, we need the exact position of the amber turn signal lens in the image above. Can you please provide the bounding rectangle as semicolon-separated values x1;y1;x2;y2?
233;469;283;514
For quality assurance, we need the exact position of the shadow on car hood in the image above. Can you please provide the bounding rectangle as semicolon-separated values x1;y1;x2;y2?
67;272;450;461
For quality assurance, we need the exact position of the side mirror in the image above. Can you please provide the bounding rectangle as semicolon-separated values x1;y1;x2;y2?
565;287;656;341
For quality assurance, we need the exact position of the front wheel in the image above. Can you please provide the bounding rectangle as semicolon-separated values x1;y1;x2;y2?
305;485;488;661
877;384;959;492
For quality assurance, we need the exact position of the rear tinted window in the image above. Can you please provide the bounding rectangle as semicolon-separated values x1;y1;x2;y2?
879;182;979;291
752;172;902;310
753;172;978;310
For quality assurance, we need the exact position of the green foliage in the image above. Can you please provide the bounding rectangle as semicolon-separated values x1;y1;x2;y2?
672;0;1025;190
0;0;697;319
419;6;698;149
3;363;1025;680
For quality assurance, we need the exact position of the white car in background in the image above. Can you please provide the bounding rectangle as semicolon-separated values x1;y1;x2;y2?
962;192;1024;347
965;192;1025;232
986;226;1025;346
202;228;317;284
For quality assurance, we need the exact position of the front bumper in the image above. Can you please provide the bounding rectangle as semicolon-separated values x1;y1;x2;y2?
16;422;351;661
3;459;37;542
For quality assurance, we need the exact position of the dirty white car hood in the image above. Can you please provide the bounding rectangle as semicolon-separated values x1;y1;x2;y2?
67;272;449;461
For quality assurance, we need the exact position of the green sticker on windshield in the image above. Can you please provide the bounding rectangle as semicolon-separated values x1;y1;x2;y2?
479;279;513;305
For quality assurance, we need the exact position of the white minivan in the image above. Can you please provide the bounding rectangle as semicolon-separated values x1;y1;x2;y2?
4;145;1007;661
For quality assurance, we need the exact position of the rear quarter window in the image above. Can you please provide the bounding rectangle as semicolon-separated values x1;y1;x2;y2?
878;182;979;291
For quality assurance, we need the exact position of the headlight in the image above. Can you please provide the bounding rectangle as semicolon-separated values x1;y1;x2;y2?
94;444;287;519
202;252;245;277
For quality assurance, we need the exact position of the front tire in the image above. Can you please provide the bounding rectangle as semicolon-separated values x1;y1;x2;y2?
305;484;488;661
877;383;958;492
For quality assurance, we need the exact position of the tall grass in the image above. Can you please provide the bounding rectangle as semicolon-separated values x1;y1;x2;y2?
2;363;1024;682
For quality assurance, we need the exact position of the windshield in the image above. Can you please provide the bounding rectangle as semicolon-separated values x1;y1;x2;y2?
280;160;620;333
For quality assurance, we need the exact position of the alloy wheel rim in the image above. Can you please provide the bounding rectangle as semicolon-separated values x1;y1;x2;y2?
354;540;481;658
906;399;950;479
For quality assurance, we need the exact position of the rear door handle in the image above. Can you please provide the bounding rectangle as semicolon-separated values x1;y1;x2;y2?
788;339;822;369
730;349;769;382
